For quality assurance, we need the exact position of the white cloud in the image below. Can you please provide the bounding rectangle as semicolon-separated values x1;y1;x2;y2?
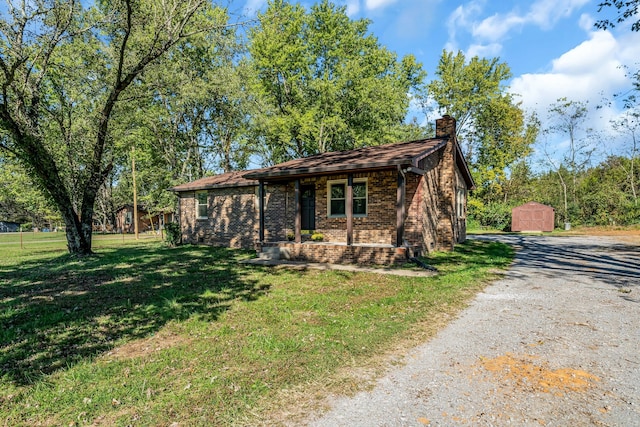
447;2;484;49
365;0;398;11
345;0;360;16
472;13;525;41
509;25;640;160
526;0;590;29
578;12;595;31
551;31;621;75
510;29;634;113
449;0;591;58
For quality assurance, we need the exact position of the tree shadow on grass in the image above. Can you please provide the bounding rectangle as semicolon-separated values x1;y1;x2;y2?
0;245;269;386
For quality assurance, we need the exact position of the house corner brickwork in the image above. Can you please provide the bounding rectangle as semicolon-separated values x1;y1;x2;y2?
178;187;259;249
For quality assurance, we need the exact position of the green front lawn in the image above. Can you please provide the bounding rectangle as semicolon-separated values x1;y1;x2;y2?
0;239;513;426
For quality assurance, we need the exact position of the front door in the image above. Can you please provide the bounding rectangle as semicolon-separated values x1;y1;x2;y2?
301;185;315;231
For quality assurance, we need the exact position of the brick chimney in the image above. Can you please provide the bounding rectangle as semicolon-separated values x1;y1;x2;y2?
435;114;457;251
435;115;456;138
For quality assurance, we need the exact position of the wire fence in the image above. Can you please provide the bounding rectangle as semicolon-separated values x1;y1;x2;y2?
0;230;163;250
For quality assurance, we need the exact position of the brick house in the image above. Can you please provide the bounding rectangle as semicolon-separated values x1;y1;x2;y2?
171;116;474;264
115;205;173;234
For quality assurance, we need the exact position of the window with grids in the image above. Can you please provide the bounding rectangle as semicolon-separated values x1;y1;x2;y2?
196;192;208;219
456;188;466;218
328;180;367;217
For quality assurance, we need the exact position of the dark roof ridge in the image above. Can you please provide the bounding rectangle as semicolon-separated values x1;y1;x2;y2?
244;138;449;180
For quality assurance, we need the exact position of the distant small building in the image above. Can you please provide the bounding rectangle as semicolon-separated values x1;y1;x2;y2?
115;205;173;234
511;202;555;232
0;220;20;232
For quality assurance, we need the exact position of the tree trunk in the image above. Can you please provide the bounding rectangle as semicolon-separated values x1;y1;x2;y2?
16;133;96;256
62;209;93;255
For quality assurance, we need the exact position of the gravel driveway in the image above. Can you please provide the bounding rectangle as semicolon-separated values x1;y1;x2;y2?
308;235;640;426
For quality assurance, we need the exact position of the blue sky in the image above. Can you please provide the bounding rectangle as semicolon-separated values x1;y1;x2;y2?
235;0;640;162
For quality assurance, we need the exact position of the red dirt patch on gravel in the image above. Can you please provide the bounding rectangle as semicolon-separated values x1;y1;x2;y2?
478;353;600;395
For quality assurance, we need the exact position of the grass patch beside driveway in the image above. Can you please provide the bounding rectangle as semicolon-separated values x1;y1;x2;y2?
0;239;512;426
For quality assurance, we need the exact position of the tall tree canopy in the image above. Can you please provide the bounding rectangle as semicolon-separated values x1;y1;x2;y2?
249;0;425;163
0;0;226;254
109;19;252;221
427;50;538;208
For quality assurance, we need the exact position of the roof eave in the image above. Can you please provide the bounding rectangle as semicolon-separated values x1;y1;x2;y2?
169;182;258;193
410;139;448;166
243;159;416;180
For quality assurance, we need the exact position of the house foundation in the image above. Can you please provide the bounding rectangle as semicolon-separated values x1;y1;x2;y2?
256;241;417;265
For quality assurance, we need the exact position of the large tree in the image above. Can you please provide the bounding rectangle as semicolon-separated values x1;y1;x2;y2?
0;0;222;255
249;0;425;163
428;50;512;160
109;20;252;223
542;98;596;223
472;95;538;203
427;50;538;211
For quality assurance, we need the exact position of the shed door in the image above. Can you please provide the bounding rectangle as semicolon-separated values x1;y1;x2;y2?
301;185;315;231
520;208;545;231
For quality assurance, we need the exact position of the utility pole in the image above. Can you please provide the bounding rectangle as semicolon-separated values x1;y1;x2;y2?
132;145;139;240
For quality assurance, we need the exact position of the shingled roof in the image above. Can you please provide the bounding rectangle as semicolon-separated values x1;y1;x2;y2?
171;135;475;192
170;170;260;192
244;138;449;180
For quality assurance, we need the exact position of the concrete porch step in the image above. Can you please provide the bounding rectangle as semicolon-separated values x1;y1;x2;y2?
258;246;281;260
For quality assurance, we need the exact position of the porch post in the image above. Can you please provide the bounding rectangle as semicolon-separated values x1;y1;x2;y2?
347;174;353;246
294;179;302;243
259;181;265;243
396;166;405;247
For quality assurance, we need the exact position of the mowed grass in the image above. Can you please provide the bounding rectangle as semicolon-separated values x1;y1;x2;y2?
0;231;161;255
0;238;513;426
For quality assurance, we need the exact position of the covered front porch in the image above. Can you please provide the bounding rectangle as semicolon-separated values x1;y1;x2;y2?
256;240;416;265
254;166;423;257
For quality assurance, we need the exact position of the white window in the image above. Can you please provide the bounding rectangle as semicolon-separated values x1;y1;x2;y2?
328;179;367;217
456;188;466;218
196;192;208;219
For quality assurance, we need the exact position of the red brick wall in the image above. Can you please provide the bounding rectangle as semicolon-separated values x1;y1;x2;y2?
260;242;408;265
178;187;258;248
312;171;397;244
263;184;290;242
178;184;291;248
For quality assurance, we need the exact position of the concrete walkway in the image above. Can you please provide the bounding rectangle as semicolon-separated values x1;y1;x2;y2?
240;258;437;277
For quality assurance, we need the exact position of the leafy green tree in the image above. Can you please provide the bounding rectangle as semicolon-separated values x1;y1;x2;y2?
579;156;640;224
473;96;538;203
610;108;639;204
106;15;253;225
0;0;224;254
427;50;538;224
501;160;535;205
427;51;512;160
545;97;596;217
249;0;425;163
596;0;640;32
0;156;60;228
